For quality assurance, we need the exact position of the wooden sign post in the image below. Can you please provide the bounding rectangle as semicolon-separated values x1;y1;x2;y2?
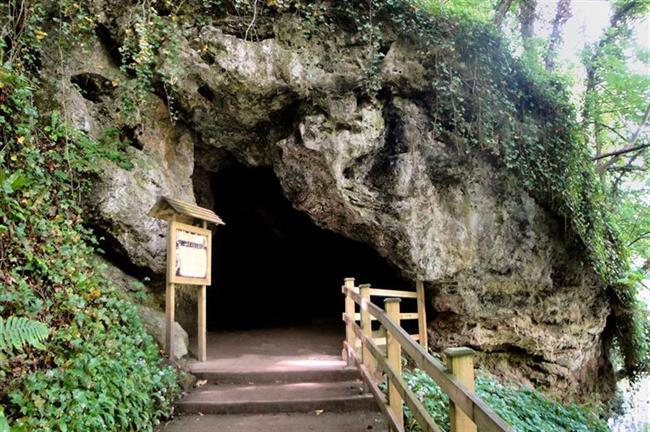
149;197;224;362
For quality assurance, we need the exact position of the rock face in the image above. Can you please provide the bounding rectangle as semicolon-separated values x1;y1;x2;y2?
43;6;613;399
41;37;196;275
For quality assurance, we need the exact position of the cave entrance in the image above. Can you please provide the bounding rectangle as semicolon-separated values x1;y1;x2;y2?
205;162;409;337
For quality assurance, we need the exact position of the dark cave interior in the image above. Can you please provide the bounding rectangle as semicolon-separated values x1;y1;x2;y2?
206;162;412;330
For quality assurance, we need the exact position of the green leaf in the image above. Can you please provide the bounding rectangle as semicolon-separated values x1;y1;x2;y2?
54;170;69;182
2;171;29;194
0;316;49;354
0;408;9;432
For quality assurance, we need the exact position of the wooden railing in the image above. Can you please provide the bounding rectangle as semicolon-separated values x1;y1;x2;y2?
342;278;512;432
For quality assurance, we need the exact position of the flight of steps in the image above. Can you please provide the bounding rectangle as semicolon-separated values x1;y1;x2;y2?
162;363;388;431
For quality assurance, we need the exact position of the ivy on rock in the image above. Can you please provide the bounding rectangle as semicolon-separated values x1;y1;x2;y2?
328;0;645;376
0;29;179;432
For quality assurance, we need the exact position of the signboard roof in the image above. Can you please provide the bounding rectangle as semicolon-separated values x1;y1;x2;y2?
148;196;225;225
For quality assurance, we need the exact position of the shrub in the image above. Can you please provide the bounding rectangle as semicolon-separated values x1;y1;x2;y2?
0;63;179;430
404;368;609;432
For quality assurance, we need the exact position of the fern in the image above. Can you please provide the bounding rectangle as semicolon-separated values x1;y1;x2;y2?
0;406;9;432
0;316;49;353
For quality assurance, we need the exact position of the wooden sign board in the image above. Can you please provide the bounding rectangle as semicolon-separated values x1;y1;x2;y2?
168;220;212;286
149;196;223;362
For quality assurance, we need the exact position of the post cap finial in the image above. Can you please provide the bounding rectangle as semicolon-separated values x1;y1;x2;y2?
444;347;475;358
383;297;402;304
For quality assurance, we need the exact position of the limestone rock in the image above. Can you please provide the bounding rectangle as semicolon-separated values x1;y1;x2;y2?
40;7;615;399
40;36;196;274
139;306;190;360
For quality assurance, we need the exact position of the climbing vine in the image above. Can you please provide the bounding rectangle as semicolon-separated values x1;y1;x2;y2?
118;2;183;121
321;0;646;377
0;1;180;430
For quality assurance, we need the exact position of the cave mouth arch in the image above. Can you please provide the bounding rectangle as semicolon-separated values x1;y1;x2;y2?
206;161;409;331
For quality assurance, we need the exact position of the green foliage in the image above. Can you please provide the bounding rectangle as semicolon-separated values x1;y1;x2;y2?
0;2;182;429
582;0;650;375
615;180;650;278
0;60;179;430
609;180;650;375
0;407;8;432
404;369;610;432
583;17;650;168
414;0;498;23
0;317;49;354
118;3;183;121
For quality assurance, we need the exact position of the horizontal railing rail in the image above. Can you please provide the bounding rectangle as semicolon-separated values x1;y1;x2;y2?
368;288;418;298
351;312;419;321
342;279;512;432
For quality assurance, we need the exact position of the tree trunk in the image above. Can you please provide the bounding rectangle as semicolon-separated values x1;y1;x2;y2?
544;0;572;71
518;0;537;54
492;0;514;27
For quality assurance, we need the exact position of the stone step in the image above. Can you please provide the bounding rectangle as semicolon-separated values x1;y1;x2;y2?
191;366;361;385
162;411;388;432
175;380;377;415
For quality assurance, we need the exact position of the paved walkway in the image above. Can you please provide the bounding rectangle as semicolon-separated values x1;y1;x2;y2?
162;411;386;431
187;324;347;375
161;324;386;432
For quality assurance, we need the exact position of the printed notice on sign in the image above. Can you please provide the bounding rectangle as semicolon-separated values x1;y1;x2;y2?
175;228;208;279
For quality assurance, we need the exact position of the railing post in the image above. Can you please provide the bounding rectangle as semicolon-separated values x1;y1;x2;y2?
445;347;477;432
359;284;377;380
385;298;404;432
343;277;356;365
416;280;428;351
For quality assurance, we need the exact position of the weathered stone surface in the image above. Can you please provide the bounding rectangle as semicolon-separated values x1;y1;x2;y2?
41;36;196;274
139;305;190;360
270;94;612;397
86;110;195;274
44;9;614;399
